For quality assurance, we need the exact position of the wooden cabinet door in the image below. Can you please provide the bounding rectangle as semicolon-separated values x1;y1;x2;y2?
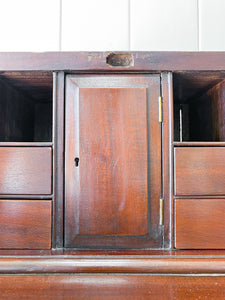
65;75;162;249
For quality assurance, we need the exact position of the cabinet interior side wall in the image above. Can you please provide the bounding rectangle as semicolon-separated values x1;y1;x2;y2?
34;102;52;142
189;79;225;142
208;80;225;141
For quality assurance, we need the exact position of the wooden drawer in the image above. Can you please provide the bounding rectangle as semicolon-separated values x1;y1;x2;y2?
0;200;51;249
0;147;52;195
175;199;225;249
174;147;225;196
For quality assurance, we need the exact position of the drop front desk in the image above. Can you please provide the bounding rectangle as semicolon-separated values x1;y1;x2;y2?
0;52;225;299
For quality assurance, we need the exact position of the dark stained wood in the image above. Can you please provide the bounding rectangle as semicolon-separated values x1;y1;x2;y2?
174;147;225;196
173;74;225;142
106;53;134;67
0;74;52;142
1;52;225;296
0;77;34;142
0;71;52;102
1;248;225;256
174;141;225;146
175;199;225;249
0;147;52;195
174;91;215;142
65;75;162;248
0;200;51;249
188;93;213;141
0;142;52;147
52;71;65;249
174;102;190;141
0;195;52;200
208;79;225;141
77;88;148;235
173;71;225;103
2;52;225;71
0;275;225;299
34;102;52;142
175;195;225;200
0;248;224;256
1;256;225;273
161;72;173;248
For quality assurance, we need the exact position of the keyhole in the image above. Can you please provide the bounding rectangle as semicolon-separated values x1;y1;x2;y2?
74;157;79;167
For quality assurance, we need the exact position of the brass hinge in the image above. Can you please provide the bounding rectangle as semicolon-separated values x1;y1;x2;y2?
158;96;163;123
159;198;164;225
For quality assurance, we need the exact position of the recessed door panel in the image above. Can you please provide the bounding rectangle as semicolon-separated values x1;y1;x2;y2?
78;87;148;236
65;75;161;248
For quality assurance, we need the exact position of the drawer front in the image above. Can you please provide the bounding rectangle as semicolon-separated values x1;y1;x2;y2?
0;200;51;249
174;147;225;196
0;147;52;195
175;199;225;249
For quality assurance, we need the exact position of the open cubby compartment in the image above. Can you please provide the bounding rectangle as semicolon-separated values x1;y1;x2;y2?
0;71;53;142
173;71;225;142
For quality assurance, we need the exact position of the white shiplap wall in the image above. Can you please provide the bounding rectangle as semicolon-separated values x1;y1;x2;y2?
0;0;224;51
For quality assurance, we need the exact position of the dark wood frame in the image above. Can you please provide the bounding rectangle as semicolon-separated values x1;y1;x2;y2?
64;74;163;249
161;72;173;248
52;71;65;249
1;52;225;71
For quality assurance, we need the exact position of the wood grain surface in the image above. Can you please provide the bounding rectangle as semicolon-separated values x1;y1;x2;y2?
65;75;161;248
77;87;148;236
0;200;51;249
0;147;52;195
161;72;173;248
1;52;225;71
0;275;225;299
175;199;225;249
174;147;225;195
0;256;225;274
209;79;225;141
52;71;65;249
0;78;34;142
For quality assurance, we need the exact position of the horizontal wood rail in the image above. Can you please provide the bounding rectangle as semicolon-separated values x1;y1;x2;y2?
1;52;225;71
0;256;225;274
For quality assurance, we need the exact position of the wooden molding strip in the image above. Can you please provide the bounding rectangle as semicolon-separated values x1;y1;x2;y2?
0;257;225;274
1;52;225;71
0;142;52;147
174;142;225;147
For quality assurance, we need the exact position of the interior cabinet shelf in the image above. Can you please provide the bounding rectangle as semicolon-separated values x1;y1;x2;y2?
0;142;53;147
